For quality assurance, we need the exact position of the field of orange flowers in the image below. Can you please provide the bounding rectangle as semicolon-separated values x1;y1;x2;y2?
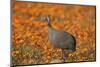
11;1;96;65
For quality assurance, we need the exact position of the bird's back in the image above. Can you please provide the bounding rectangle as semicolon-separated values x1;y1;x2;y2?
48;26;76;51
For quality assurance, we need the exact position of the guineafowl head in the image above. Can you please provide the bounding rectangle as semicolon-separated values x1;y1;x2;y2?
46;16;51;23
43;15;51;27
40;15;51;26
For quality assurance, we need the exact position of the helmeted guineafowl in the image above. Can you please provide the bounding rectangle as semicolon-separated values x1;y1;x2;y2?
45;15;76;62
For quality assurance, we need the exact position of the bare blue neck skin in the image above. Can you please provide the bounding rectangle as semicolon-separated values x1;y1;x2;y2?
46;16;51;27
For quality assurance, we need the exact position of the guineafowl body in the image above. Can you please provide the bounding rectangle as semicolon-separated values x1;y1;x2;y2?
45;16;76;62
48;26;76;51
